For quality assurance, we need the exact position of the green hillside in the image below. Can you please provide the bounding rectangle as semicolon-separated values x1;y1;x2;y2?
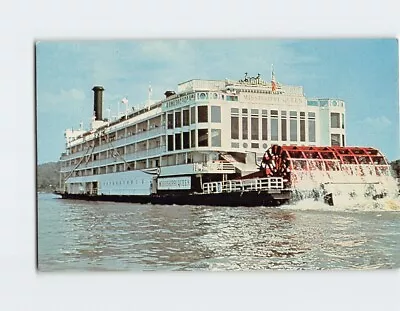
37;161;60;192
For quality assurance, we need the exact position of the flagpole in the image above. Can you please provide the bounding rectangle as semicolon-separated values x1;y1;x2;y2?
121;97;129;119
271;63;274;80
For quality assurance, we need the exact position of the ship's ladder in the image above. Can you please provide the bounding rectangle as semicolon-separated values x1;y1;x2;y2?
108;140;133;170
63;144;95;181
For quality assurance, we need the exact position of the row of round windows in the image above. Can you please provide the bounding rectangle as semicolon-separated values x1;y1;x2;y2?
102;179;150;186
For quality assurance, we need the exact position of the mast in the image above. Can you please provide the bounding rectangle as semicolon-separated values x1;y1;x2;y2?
148;82;152;105
106;106;111;123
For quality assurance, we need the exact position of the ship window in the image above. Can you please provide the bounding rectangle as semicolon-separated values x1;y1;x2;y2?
308;112;316;119
167;113;173;129
308;119;316;143
242;108;248;115
198;106;208;123
290;119;297;141
281;110;287;117
251;117;259;140
231;142;239;148
190;106;196;124
231;108;239;114
262;117;268;140
251;143;259;148
227;95;238;101
271;118;278;140
211;129;221;147
183;109;189;126
191;130;196;147
331;113;340;128
211;106;221;123
300;112;305;118
251;109;259;116
341;113;345;129
271;110;278;117
342;134;345;147
198;129;208;147
183;132;190;149
242;117;248;139
175;133;181;150
167;135;174;151
198;92;208;100
262;109;268;117
290;111;297;118
300;120;306;142
281;118;287;141
331;134;341;146
231;116;239;139
175;111;181;128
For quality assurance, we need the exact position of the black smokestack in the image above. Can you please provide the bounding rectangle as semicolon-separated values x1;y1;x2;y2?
92;86;104;120
164;90;176;98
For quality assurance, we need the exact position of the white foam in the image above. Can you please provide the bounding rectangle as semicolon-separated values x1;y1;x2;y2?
284;164;400;212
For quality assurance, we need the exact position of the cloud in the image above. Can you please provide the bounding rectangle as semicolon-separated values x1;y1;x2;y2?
358;116;392;131
39;88;86;105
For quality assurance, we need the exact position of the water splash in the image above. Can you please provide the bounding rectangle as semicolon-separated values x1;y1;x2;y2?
285;162;400;212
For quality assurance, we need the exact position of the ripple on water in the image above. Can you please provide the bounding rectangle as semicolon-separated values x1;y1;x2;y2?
37;193;400;271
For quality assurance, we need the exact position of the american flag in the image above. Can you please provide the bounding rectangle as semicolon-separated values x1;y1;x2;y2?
271;64;277;92
271;80;277;92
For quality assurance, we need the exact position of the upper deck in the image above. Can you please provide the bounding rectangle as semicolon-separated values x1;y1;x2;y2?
60;73;347;182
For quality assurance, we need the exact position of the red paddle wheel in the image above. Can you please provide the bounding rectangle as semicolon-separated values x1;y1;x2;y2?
260;144;291;180
258;145;392;187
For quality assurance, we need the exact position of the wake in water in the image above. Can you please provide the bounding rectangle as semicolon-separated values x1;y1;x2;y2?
282;196;400;212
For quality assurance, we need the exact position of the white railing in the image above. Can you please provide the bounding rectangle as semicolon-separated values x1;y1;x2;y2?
94;126;166;153
60;146;166;173
202;177;284;194
61;126;166;161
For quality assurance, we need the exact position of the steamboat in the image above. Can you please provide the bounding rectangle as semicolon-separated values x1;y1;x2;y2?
56;70;396;206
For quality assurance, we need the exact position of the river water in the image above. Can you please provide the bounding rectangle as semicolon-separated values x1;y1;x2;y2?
37;193;400;271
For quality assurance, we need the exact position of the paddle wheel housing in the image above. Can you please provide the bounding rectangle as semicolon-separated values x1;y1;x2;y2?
260;145;392;188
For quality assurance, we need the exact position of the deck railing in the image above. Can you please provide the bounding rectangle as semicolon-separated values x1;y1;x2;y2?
202;177;284;194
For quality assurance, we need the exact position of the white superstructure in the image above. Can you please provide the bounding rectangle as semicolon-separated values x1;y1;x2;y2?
59;71;346;196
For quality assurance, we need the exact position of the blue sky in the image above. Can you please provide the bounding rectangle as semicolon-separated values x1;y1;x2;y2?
36;39;399;163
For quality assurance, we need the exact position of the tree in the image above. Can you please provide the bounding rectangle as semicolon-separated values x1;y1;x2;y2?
37;162;60;192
